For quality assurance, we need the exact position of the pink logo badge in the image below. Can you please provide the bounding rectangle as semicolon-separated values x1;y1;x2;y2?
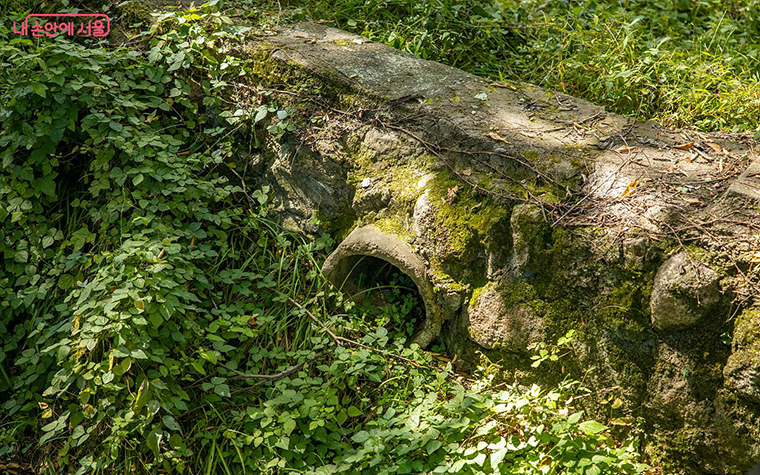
13;14;111;38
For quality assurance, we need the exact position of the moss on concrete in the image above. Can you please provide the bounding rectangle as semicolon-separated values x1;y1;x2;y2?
734;307;760;348
426;172;512;259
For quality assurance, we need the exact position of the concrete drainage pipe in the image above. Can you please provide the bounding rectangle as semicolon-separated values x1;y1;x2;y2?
321;226;442;347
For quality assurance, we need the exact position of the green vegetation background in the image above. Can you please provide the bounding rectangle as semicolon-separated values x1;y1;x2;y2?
1;0;757;473
293;0;760;132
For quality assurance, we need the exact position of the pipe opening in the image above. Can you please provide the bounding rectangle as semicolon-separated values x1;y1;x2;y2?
322;225;443;347
338;255;427;341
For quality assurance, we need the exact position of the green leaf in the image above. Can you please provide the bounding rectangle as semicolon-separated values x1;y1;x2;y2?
134;380;152;413
336;410;348;425
32;83;48;98
347;406;362;417
146;429;161;457
283;418;296;435
149;312;163;328
586;465;602;475
133;174;144;186
199;348;217;365
579;420;607;435
34;177;56;197
254;107;267;123
162;415;181;431
191;360;206;375
490;447;508;468
14;250;28;263
214;384;231;397
567;411;584;425
426;439;442;453
352;430;370;443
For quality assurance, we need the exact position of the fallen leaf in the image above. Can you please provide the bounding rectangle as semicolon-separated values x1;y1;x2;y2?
614;145;637;154
706;142;723;153
620;179;638;199
462;168;473;176
490;81;516;90
683;197;702;205
487;132;509;144
674;141;695;151
446;185;459;203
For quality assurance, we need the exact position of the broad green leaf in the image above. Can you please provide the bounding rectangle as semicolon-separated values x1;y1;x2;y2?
162;415;181;431
579;420;607;435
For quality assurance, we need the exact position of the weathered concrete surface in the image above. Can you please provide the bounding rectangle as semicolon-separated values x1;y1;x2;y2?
242;22;760;474
650;251;722;330
725;308;760;402
463;282;544;351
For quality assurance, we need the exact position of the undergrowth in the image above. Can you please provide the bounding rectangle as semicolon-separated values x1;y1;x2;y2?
0;2;653;474
281;0;760;132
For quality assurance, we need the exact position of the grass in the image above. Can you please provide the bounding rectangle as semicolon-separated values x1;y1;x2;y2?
0;1;748;473
257;0;760;132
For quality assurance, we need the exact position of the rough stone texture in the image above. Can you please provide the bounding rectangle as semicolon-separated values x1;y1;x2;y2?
650;251;722;330
509;203;547;277
724;308;760;401
243;22;760;473
265;139;355;234
463;283;544;351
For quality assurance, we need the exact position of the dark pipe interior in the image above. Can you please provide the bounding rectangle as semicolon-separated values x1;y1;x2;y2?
340;255;426;340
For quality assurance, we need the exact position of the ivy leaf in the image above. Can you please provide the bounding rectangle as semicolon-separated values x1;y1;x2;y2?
146;428;161;457
199;348;217;365
34;177;56;197
579;420;607;435
586;465;602;475
254;106;267;123
491;447;508;468
14;250;28;263
567;411;583;425
162;415;181;431
336;410;348;425
283;418;296;436
425;440;442;454
352;430;370;443
32;83;48;98
214;384;231;397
